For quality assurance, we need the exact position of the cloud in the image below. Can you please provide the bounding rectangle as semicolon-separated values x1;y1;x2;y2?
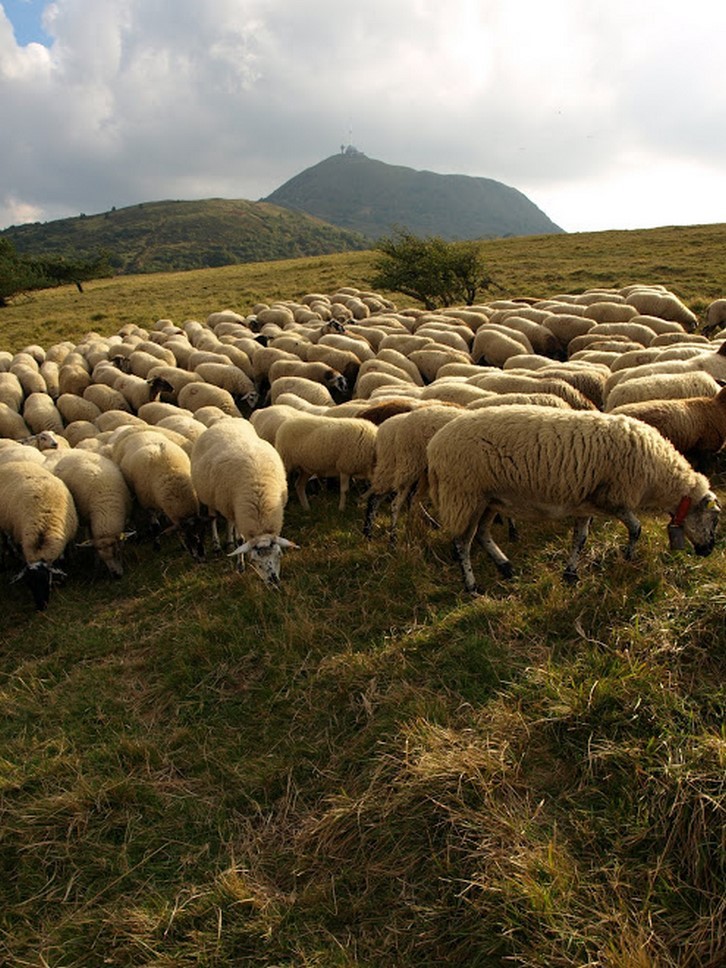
1;0;725;231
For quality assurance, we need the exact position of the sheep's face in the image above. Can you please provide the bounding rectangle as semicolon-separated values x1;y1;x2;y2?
228;534;299;586
94;535;126;578
16;561;64;611
682;492;721;556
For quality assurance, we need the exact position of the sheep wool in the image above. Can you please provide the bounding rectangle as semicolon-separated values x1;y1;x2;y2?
427;405;720;592
275;413;378;511
0;461;79;609
44;449;133;577
191;418;296;584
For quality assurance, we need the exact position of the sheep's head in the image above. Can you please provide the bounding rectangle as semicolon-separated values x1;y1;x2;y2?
669;492;721;555
77;531;135;578
12;561;65;611
228;534;299;586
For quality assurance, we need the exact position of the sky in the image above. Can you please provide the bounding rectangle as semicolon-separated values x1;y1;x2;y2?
1;0;725;234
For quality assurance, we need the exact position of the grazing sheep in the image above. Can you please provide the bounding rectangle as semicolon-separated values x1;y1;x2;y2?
269;376;335;407
611;387;726;459
63;420;99;447
193;361;259;410
44;449;134;578
0;402;32;440
177;381;242;417
267;359;349;397
0;372;25;411
604;371;720;411
58;359;92;396
364;404;464;541
427;405;721;592
0;462;79;609
703;298;726;336
275;414;378;511
624;289;698;331
83;383;133;413
111;429;205;560
22;393;65;434
466;372;597;410
471;326;533;367
190;418;296;584
56;393;103;425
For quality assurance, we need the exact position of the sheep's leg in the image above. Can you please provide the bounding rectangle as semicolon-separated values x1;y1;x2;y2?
452;532;479;594
338;474;350;511
563;516;591;584
210;515;222;553
618;510;642;560
389;484;413;545
295;472;311;511
477;506;514;579
363;492;384;539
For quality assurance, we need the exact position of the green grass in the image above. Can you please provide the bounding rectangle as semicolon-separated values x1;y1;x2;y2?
1;230;726;965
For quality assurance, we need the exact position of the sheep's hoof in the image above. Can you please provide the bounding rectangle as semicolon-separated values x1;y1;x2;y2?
497;561;515;580
563;568;579;585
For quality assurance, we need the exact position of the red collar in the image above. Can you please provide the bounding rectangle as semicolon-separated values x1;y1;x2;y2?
671;496;692;527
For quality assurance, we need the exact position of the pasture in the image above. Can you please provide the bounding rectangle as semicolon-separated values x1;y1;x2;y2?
1;225;725;966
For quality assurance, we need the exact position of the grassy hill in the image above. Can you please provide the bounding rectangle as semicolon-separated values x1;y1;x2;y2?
1;198;369;274
264;148;564;240
0;224;725;966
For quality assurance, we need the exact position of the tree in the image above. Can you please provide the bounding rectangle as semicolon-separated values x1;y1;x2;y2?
370;229;497;309
0;238;111;307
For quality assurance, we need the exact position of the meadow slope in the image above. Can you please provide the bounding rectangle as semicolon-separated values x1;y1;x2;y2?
0;225;724;967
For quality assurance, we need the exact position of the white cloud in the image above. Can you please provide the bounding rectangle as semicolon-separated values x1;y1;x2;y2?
1;0;726;231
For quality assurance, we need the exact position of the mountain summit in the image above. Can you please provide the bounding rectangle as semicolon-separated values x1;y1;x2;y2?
263;148;563;241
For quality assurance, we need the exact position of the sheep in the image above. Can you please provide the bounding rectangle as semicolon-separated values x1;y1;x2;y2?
64;420;99;447
177;381;242;417
426;405;721;593
39;360;60;399
44;449;134;578
0;461;79;609
274;414;378;511
82;383;133;413
703;298;726;336
0;372;25;411
0;402;32;440
269;376;335;407
111;429;205;560
190;418;297;584
409;347;472;383
471;325;533;367
22;393;65;435
363;404;465;542
305;344;362;388
249;404;301;444
193;361;259;410
11;361;47;397
604;371;720;411
56;393;103;425
58;359;92;396
267;359;349;397
466;372;597;410
610;387;726;460
624;289;698;331
466;392;572;410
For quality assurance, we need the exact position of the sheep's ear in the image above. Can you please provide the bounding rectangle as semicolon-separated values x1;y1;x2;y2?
76;538;95;548
119;530;136;541
228;542;252;557
275;537;300;550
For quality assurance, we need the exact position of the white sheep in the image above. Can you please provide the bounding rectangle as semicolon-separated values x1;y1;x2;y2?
610;386;726;459
0;402;32;440
427;405;721;592
177;381;242;417
0;372;25;411
269;376;335;407
0;461;79;609
604;371;720;411
274;414;378;511
363;404;464;542
44;449;134;578
22;392;65;434
111;429;205;559
190;418;297;584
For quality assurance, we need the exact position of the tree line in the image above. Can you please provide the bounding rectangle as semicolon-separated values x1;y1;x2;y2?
0;238;112;307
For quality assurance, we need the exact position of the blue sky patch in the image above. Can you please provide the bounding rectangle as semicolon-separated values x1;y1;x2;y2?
3;0;52;46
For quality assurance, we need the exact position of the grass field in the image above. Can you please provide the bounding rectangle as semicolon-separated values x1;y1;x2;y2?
1;225;725;966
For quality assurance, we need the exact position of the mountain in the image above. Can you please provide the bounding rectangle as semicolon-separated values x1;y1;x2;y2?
263;147;564;240
1;198;369;274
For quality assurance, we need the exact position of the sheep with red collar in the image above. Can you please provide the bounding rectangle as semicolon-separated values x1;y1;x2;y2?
427;405;721;593
190;418;296;585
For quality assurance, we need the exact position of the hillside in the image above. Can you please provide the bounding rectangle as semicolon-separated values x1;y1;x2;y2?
0;233;725;965
1;198;368;274
264;147;564;240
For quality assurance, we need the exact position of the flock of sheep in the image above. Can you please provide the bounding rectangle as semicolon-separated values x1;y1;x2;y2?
1;281;725;609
